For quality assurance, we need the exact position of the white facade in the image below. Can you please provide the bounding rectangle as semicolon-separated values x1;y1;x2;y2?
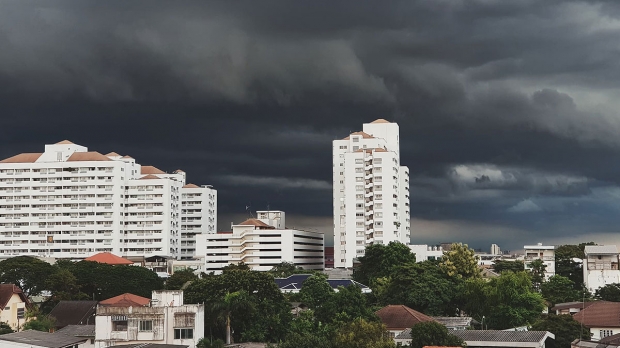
95;290;204;348
583;245;620;293
491;244;501;255
524;243;556;280
408;244;444;262
0;141;216;260
333;119;410;268
202;211;324;273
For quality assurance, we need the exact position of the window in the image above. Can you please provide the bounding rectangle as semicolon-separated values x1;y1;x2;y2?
112;320;128;332
139;320;153;331
601;330;614;338
175;328;194;339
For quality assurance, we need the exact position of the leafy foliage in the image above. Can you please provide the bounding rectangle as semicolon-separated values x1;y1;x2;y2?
380;261;461;316
0;322;14;335
528;259;547;290
408;321;465;348
439;243;481;279
166;269;198;290
492;260;524;273
269;262;314;278
22;308;55;332
197;337;225;348
353;242;416;286
595;283;620;302
333;318;395;348
541;275;581;306
316;285;378;325
0;256;55;297
531;314;590;348
299;274;334;309
554;244;593;289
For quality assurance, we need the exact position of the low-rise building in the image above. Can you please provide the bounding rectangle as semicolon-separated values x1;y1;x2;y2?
202;211;324;273
573;301;620;341
0;284;30;331
274;274;371;293
551;301;595;316
375;305;436;338
583;245;620;293
94;290;204;348
408;244;444;262
524;243;556;280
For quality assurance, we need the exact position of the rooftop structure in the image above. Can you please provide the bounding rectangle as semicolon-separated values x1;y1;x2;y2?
0;329;88;348
48;300;98;330
583;245;620;293
524;243;556;280
274;274;370;293
85;252;133;265
99;293;150;307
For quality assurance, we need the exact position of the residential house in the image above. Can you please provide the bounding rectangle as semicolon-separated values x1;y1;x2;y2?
99;293;151;307
85;252;134;265
450;330;554;348
274;274;371;293
551;301;595;315
94;290;204;348
49;300;98;331
375;305;436;338
573;301;620;341
0;284;29;331
55;325;96;348
583;245;620;293
0;329;89;348
524;243;556;280
572;334;620;348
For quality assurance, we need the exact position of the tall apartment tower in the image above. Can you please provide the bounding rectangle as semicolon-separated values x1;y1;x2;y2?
333;119;410;268
0;141;216;260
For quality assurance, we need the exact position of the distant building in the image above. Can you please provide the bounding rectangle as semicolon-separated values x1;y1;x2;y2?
408;244;444;262
202;211;324;273
94;290;203;348
583;245;620;293
491;244;501;255
333;119;411;268
324;247;335;269
524;243;556;280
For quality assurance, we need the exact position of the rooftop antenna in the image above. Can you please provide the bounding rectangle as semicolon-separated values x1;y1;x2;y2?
246;204;253;218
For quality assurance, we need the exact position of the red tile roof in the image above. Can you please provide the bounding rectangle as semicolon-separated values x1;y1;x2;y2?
375;305;436;330
342;131;374;140
56;140;75;145
100;293;150;307
67;151;111;162
105;152;121;157
0;284;29;310
573;301;620;328
141;166;165;174
237;218;275;229
139;174;161;180
370;119;390;124
84;252;133;265
0;153;43;163
183;184;199;188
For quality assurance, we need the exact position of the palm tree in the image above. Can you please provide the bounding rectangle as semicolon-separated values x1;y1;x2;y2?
209;290;255;344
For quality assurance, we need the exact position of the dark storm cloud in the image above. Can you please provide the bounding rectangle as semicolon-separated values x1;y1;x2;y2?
2;0;620;249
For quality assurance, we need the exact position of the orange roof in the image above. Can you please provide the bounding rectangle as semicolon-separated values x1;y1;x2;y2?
0;153;42;163
121;155;134;159
84;252;133;265
174;169;185;173
573;301;620;328
376;305;436;330
67;152;111;162
370;119;390;124
100;293;150;307
105;152;121;157
183;184;199;188
56;140;75;145
141;166;165;174
237;218;275;229
342;131;374;140
140;174;161;180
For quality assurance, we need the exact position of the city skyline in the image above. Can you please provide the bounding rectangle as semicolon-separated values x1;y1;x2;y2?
4;1;620;250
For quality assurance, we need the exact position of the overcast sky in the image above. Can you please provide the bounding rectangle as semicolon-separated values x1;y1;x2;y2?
3;0;620;251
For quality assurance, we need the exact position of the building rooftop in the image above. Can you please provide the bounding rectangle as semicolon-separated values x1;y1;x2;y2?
140;174;162;180
602;333;620;345
0;152;43;163
237;218;276;229
573;301;620;328
55;324;96;337
56;140;75;145
0;329;87;348
49;300;98;328
67;151;111;162
0;284;29;310
84;252;134;265
100;293;151;307
110;344;189;348
370;119;390;124
551;301;596;311
274;274;370;293
375;305;436;330
432;316;474;328
183;183;200;188
105;152;121;157
450;330;553;343
584;245;619;255
141;165;166;174
342;131;375;140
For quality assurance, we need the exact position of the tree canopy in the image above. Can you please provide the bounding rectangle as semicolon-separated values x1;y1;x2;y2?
531;314;590;348
353;242;416;286
439;243;481;279
492;260;524;274
165;269;198;290
0;256;55;297
541;275;581;306
408;321;465;348
595;283;620;302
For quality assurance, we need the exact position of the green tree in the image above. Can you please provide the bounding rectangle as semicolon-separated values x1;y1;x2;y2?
381;261;461;316
595;283;620;302
440;243;481;279
197;337;225;348
316;285;377;325
0;256;55;297
40;268;89;314
211;290;256;344
184;269;292;343
492;260;524;273
166;269;198;290
299;274;334;309
333;318;395;348
353;242;416;286
0;322;14;335
531;314;590;348
408;321;465;348
555;244;593;289
22;309;55;332
528;259;547;290
221;262;250;272
541;275;580;306
269;262;313;278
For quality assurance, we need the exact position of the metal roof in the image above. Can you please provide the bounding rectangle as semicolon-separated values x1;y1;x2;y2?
451;330;554;343
274;274;370;292
55;324;95;337
585;245;619;255
0;330;88;348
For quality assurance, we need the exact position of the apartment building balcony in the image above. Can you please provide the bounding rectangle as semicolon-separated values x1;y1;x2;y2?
524;256;555;261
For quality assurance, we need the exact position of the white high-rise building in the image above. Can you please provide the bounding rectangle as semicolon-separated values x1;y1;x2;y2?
0;140;216;260
333;119;410;268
